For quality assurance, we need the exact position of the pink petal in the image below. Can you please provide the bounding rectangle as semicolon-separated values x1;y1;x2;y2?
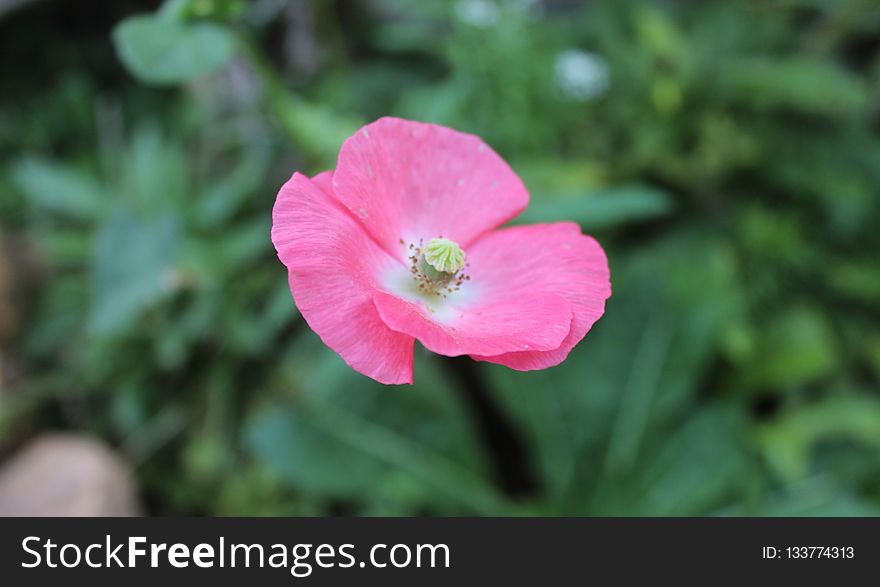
467;223;611;370
332;117;529;257
372;289;572;358
272;172;415;384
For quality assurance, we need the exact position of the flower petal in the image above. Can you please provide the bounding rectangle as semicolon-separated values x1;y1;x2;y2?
372;289;572;358
272;172;415;384
467;223;611;370
332;117;529;257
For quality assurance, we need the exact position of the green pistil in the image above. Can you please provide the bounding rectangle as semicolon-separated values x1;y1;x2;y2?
422;237;466;274
407;237;470;298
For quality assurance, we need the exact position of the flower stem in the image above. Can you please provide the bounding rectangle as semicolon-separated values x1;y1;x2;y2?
445;356;540;499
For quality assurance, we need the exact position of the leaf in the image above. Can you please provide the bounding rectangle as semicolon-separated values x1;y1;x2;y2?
270;94;362;165
738;478;880;517
741;305;838;393
89;205;181;334
483;231;745;513
194;149;271;229
215;217;269;269
120;126;190;212
722;57;868;118
516;185;673;229
829;260;880;304
112;15;237;85
756;394;880;481
595;406;756;516
30;230;91;267
758;495;880;517
11;158;106;221
244;346;508;514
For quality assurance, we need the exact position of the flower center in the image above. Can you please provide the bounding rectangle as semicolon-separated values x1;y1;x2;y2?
408;237;470;297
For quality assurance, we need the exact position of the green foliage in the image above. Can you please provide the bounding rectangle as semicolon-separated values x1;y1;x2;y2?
12;158;106;221
113;14;237;85
245;350;506;514
516;184;673;229
740;305;839;393
721;57;869;118
756;394;880;482
3;0;880;516
90;206;181;334
482;230;754;515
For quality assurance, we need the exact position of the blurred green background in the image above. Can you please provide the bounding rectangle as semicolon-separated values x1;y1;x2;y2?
1;0;880;516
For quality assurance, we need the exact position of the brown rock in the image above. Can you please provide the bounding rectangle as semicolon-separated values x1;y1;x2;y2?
0;433;141;516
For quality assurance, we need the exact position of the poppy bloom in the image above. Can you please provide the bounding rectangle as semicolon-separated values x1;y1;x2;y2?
271;117;610;384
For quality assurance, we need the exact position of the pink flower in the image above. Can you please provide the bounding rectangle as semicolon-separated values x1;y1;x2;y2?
271;117;611;384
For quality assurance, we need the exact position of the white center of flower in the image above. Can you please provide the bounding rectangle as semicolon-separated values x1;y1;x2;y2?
407;237;470;297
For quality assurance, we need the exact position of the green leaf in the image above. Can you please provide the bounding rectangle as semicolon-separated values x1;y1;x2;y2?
741;305;838;393
194;149;271;229
120;126;190;212
212;218;269;271
270;94;362;165
112;15;237;85
829;260;880;304
11;158;106;221
484;231;745;513
722;57;868;118
89;205;181;334
596;406;756;516
161;0;247;21
244;347;508;515
756;394;880;481
752;493;880;517
517;185;673;229
728;478;880;516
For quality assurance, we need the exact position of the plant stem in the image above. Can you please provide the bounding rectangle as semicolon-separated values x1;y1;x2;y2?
445;356;540;499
